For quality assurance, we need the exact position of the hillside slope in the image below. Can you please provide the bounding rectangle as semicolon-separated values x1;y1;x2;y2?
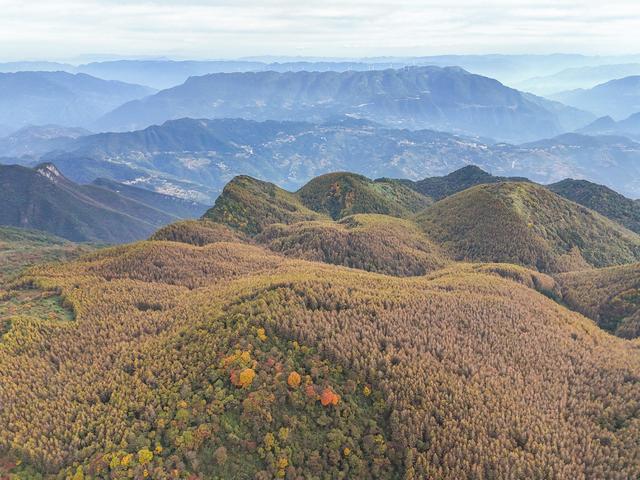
0;163;185;243
0;239;638;478
558;263;640;338
549;178;640;233
415;182;640;272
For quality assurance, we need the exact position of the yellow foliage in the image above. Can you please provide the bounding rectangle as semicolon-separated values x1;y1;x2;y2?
363;385;371;396
287;371;301;388
237;368;256;388
257;327;267;341
278;458;289;469
343;447;351;457
264;432;275;450
137;448;153;465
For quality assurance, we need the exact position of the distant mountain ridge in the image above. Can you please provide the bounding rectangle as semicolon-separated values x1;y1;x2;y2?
553;76;640;119
95;66;593;142
516;63;640;96
41;117;640;201
578;112;640;140
0;71;154;131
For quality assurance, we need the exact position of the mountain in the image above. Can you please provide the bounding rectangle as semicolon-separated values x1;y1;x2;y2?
400;165;529;200
552;76;640;119
77;59;409;90
578;112;640;140
558;262;640;339
414;182;640;272
2;200;640;478
0;61;75;73
0;125;90;158
548;179;640;233
95;66;592;143
43;117;640;202
0;71;154;130
401;167;640;234
0;163;201;243
516;63;640;96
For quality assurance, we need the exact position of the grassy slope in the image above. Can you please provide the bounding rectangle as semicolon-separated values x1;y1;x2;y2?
415;182;640;273
0;240;638;478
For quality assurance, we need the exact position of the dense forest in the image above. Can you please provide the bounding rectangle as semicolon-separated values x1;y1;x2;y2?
2;170;640;478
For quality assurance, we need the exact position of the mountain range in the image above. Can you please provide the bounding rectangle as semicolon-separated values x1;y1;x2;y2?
32;117;640;202
0;71;154;132
0;163;207;243
94;66;593;142
553;75;640;120
516;63;640;96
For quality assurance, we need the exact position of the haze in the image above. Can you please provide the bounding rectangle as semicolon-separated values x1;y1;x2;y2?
1;0;640;61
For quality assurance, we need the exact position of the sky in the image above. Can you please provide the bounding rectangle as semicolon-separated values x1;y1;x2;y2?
1;0;639;61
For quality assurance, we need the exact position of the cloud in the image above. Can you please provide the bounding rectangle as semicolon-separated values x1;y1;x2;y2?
0;0;638;60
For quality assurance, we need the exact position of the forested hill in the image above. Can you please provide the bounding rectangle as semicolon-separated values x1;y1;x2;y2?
1;167;640;479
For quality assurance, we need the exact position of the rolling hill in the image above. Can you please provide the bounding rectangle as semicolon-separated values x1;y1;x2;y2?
0;163;204;243
1;226;639;478
258;214;449;276
296;172;432;220
0;71;154;131
2;166;640;477
414;182;640;272
95;66;592;143
553;76;640;119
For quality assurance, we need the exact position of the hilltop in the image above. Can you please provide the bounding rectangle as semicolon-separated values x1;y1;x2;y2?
204;173;430;235
414;182;640;272
400;165;529;200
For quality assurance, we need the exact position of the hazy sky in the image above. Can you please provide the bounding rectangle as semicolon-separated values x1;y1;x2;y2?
1;0;639;61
